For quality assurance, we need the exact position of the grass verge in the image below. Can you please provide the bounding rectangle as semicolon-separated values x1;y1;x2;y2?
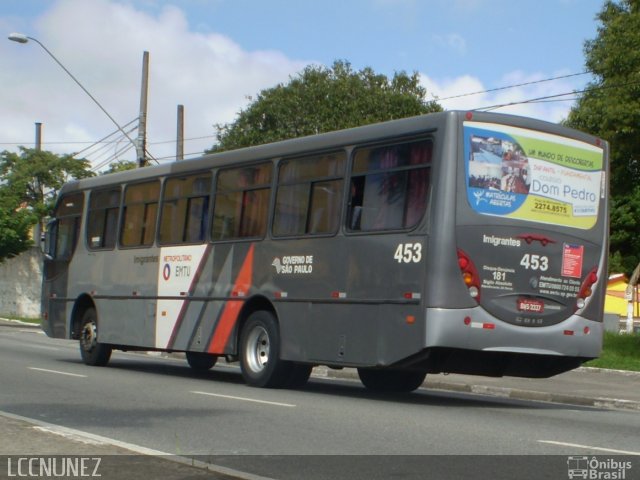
586;331;640;372
0;314;40;325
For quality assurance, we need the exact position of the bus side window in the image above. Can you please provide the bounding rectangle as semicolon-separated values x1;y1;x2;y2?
212;163;272;241
120;181;160;248
273;151;345;237
87;188;121;250
348;140;432;232
159;173;212;244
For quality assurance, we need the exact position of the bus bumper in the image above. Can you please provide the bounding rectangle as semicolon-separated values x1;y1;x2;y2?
419;307;603;378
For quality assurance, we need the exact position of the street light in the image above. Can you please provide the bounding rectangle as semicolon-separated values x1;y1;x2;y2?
7;32;140;159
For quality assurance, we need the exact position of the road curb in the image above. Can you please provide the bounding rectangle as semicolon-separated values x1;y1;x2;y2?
316;367;640;412
425;380;640;412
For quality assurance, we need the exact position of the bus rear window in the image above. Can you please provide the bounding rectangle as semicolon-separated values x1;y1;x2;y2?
464;121;604;229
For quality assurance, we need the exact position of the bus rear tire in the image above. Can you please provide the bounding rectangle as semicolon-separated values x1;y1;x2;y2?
186;352;218;371
357;368;426;393
239;311;292;388
79;308;112;367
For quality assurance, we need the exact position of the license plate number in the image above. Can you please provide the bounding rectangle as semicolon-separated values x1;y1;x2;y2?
517;298;544;313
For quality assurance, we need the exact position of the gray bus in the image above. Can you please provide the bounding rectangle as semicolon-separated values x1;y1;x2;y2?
41;110;609;392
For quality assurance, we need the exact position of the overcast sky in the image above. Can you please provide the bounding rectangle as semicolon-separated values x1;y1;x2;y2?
0;0;603;169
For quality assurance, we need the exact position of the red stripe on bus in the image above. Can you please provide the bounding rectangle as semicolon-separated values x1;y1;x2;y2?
208;244;255;354
166;245;212;349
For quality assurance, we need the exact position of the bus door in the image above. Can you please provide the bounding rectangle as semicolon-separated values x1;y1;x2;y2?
42;192;84;338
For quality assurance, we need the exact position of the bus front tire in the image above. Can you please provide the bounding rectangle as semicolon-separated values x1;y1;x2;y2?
79;308;112;367
186;351;218;371
357;368;426;393
239;311;293;388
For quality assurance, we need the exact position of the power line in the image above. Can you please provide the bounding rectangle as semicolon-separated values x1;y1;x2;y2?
1;131;215;153
475;77;640;112
434;71;591;102
148;134;216;146
72;118;138;158
91;143;135;172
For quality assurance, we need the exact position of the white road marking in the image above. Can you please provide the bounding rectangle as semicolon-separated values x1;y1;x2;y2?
191;390;296;408
28;367;87;378
0;410;276;480
539;440;640;456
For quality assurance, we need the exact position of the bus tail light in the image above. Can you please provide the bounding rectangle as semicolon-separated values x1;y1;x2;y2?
576;267;598;310
458;249;480;302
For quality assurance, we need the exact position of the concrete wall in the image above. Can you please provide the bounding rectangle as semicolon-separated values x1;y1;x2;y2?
0;248;42;318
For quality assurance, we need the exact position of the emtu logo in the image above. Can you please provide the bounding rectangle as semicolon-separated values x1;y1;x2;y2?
162;264;171;281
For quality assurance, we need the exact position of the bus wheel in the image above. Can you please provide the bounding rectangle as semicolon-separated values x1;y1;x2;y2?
79;308;112;367
357;368;426;393
186;352;218;371
240;311;292;388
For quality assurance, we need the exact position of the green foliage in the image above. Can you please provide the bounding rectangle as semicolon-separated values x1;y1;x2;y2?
0;147;94;261
0;201;36;261
608;187;640;274
565;0;640;275
102;160;137;174
210;60;441;152
0;147;94;219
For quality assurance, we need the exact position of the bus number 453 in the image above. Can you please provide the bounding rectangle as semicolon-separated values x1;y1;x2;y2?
520;253;549;271
394;243;422;263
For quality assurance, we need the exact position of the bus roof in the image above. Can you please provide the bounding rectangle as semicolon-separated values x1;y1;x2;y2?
60;110;604;195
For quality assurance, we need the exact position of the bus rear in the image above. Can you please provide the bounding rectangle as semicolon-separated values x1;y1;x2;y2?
423;112;608;378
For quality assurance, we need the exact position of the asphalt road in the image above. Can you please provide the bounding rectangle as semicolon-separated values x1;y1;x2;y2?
1;324;639;479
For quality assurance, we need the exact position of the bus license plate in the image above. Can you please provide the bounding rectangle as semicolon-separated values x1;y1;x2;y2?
517;298;544;313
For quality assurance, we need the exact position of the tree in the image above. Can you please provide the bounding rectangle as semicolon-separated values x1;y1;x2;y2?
102;160;137;174
0;200;36;261
565;0;640;275
0;147;94;261
0;147;94;220
210;60;441;152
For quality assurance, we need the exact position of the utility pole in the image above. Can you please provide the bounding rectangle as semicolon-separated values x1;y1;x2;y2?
35;122;42;151
137;51;149;167
34;121;43;242
176;104;184;161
